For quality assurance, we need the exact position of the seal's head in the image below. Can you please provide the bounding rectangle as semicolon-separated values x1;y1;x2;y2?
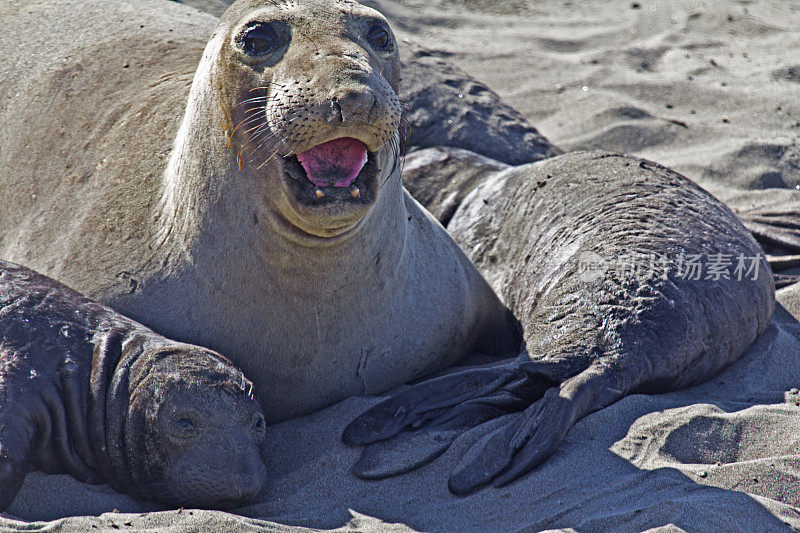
210;0;402;240
125;345;267;509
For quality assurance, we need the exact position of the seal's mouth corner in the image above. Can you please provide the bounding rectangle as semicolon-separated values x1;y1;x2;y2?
282;137;380;205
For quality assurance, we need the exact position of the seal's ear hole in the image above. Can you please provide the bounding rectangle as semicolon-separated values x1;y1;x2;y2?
250;412;266;437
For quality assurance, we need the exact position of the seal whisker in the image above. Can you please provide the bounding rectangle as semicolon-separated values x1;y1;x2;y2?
234;96;267;108
227;113;268;150
245;115;297;147
249;136;294;169
234;96;272;109
237;147;244;170
243;124;300;167
243;131;280;160
234;115;266;135
399;114;412;156
238;106;268;118
248;83;278;92
242;121;268;137
228;105;269;134
244;128;287;160
231;83;279;108
256;138;295;169
378;130;404;190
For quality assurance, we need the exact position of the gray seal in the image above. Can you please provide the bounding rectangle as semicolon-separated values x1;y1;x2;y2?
0;260;267;510
343;151;774;494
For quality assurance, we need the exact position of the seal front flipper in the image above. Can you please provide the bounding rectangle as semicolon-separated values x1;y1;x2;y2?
448;360;629;495
738;208;800;287
343;356;575;478
342;356;526;446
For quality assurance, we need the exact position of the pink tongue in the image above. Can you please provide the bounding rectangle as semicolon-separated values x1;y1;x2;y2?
296;138;368;188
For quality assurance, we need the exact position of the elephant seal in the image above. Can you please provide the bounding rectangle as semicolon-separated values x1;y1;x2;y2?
0;260;267;510
343;151;775;494
0;0;518;422
0;0;774;495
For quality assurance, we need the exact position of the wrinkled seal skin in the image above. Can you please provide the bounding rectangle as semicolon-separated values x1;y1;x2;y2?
343;151;775;494
0;0;517;422
0;260;267;511
0;0;776;496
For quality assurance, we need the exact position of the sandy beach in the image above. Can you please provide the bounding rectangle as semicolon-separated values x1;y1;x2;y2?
2;0;800;531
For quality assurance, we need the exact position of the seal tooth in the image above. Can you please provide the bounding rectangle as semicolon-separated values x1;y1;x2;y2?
351;187;361;199
315;189;325;199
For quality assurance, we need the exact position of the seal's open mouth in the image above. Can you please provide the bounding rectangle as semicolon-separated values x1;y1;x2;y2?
298;138;367;188
283;137;379;206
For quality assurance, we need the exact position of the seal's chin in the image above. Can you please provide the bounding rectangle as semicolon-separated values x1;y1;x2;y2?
282;138;380;210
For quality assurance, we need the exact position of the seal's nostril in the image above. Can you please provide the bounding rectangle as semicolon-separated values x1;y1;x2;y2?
329;98;344;124
329;91;377;125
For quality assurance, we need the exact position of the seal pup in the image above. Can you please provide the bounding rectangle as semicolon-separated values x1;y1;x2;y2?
0;260;267;510
343;152;775;494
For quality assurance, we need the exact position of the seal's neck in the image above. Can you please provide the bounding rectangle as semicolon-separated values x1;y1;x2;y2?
88;325;161;497
157;31;227;262
155;34;408;317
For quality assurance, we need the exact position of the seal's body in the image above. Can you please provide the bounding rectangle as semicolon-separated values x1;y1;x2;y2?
0;0;516;422
0;0;775;494
0;260;267;510
344;152;774;493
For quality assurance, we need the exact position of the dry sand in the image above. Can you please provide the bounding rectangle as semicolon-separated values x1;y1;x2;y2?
2;0;800;531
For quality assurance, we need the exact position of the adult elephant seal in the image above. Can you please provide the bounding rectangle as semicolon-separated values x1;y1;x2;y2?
0;260;267;510
0;0;517;423
0;0;773;493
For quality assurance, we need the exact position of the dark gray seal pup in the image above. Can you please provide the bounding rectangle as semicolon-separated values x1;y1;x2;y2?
344;151;775;494
0;260;267;511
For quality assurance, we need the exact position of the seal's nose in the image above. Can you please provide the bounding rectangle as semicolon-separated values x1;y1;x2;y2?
328;90;377;125
229;451;266;502
232;471;264;501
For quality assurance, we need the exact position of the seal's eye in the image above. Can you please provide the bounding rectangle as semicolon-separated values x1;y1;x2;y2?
367;23;391;51
177;417;195;431
239;23;279;56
